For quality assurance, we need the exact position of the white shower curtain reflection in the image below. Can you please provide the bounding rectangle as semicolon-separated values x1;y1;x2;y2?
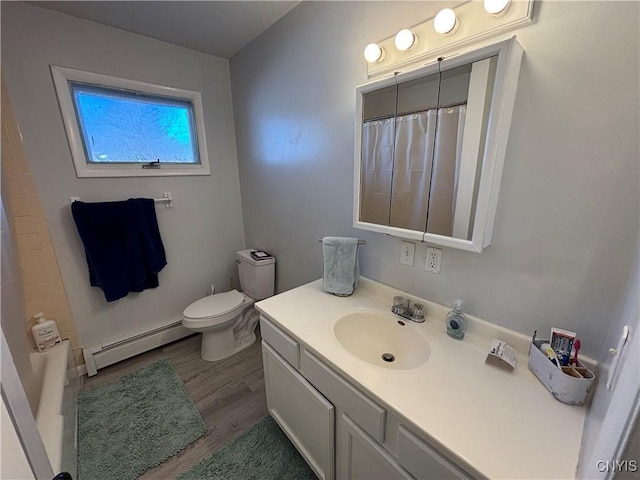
360;106;466;234
360;117;394;225
390;111;436;231
427;106;466;236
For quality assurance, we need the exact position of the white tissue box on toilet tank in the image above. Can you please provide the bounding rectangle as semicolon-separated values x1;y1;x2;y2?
528;339;595;406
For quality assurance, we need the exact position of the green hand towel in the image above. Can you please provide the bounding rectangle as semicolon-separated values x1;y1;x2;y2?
322;236;359;296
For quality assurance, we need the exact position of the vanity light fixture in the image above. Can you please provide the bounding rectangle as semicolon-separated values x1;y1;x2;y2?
364;0;532;75
434;8;458;35
395;29;417;51
484;0;511;16
363;43;385;63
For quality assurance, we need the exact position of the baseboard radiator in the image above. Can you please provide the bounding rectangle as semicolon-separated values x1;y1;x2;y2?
83;320;192;376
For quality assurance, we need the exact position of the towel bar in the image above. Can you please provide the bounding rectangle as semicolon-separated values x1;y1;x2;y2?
318;238;366;245
69;192;173;208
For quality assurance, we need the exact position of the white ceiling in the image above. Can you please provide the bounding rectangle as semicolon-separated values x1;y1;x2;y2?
27;1;300;58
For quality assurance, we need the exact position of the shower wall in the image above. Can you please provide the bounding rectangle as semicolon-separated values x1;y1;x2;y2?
2;76;80;379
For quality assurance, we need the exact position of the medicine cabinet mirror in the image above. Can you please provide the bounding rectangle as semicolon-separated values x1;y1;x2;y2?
353;38;523;252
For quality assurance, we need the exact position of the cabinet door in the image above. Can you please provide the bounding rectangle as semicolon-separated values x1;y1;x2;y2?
262;341;335;480
398;426;471;480
339;414;413;480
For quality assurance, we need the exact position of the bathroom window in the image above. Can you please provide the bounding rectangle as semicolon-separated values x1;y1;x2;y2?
51;65;210;177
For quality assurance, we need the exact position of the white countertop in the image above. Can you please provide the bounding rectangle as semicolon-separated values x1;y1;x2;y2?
255;277;590;479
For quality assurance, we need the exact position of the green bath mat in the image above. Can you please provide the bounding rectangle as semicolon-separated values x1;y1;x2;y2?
78;358;206;480
178;415;317;480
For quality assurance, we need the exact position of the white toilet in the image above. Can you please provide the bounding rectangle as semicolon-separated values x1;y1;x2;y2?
182;249;276;361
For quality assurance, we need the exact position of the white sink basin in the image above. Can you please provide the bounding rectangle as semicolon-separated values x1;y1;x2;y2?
333;311;430;370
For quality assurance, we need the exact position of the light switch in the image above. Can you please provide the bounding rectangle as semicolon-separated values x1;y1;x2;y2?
400;242;415;266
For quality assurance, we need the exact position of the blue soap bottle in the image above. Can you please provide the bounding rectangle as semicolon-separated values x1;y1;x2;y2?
446;299;466;340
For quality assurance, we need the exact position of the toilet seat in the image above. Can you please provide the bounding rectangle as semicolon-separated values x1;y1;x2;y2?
183;290;246;328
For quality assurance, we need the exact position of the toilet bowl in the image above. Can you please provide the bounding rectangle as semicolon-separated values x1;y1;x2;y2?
182;249;276;361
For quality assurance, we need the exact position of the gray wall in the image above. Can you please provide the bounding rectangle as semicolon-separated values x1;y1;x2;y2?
230;1;639;358
1;2;246;348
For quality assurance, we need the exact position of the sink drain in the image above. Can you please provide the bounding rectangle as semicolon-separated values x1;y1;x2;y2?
381;353;395;362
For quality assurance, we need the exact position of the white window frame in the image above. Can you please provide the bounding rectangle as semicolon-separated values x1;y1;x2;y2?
51;65;211;178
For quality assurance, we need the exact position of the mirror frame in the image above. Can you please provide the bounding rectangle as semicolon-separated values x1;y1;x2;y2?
353;37;523;252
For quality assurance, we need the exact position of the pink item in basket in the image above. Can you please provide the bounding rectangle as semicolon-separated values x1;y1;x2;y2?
572;339;581;366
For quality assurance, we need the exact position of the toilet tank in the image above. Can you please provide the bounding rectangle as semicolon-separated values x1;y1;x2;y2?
236;249;276;300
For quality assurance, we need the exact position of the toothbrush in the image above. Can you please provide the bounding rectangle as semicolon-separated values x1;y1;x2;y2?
572;339;581;366
542;344;562;369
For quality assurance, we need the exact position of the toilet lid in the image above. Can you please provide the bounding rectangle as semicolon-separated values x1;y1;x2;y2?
183;290;245;319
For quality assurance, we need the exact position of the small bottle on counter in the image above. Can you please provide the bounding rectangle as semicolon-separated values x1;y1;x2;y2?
31;312;62;352
446;299;466;340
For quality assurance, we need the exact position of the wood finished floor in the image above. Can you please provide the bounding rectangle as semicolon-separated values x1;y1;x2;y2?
81;331;268;479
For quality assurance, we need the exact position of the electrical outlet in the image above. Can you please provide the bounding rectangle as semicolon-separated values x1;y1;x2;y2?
400;241;415;266
425;247;442;273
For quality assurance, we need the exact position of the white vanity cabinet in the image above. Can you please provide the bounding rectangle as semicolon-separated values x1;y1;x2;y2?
397;426;470;480
261;336;335;480
260;315;473;480
339;413;412;480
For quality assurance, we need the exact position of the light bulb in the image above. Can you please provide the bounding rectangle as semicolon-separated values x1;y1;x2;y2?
363;43;385;63
484;0;511;15
395;29;416;51
434;8;458;35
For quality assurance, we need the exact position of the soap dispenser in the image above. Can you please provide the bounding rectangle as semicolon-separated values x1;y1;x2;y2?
446;299;466;340
31;312;62;352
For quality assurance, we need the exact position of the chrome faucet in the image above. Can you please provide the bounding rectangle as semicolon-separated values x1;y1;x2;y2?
391;296;425;323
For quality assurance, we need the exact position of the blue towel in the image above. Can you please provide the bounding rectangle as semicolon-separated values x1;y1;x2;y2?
322;237;359;296
71;198;167;302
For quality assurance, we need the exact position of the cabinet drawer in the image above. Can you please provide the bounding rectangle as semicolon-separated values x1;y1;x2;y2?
398;425;471;480
302;349;386;442
260;316;300;369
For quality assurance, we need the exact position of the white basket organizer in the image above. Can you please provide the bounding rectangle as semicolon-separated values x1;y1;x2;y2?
528;338;595;406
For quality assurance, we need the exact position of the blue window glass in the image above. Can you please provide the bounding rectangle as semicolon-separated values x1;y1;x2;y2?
70;83;200;164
